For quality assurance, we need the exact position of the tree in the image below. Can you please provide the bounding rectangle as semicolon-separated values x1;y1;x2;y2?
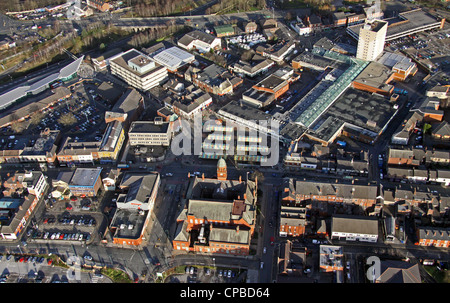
58;113;77;127
29;112;44;126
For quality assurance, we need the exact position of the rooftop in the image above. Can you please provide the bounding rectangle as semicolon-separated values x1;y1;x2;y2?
69;168;102;187
218;100;273;122
348;9;442;41
254;74;287;91
353;61;393;93
178;30;218;47
152;46;195;70
129;120;170;134
110;49;164;78
332;214;379;236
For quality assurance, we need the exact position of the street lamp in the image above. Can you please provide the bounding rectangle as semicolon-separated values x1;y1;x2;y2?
212;257;216;281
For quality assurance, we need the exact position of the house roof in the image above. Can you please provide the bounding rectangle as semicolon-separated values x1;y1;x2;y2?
433;121;450;137
378;261;421;283
332;214;378;236
178;30;217;47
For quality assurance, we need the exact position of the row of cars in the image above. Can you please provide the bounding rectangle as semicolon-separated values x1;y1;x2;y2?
185;266;237;279
0;254;53;266
43;231;91;242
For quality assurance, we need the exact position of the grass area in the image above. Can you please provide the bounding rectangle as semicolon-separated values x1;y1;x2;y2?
424;266;450;283
100;267;133;283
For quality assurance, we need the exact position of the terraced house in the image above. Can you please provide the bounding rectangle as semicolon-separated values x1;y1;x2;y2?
417;227;450;248
279;179;379;237
0;171;48;240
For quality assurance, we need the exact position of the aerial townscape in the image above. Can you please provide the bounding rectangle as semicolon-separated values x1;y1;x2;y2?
0;0;449;290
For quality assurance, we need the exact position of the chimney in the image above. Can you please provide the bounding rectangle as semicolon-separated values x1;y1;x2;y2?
188;172;191;178
239;175;242;183
202;173;205;181
236;225;239;234
244;193;247;200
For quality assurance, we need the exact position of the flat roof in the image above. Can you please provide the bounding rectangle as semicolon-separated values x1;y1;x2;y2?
129;120;170;134
152;46;194;70
348;9;442;41
214;24;235;34
353;61;393;92
377;51;411;68
362;20;388;33
69;168;102;187
255;74;287;91
307;87;396;143
218;100;272;122
110;49;164;78
111;208;148;240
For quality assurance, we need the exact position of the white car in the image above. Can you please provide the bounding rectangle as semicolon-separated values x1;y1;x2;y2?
260;262;264;269
263;247;267;254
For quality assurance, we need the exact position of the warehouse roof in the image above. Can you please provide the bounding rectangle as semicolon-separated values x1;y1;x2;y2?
152;46;194;70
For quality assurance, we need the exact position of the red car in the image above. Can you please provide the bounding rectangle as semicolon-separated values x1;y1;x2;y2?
270;236;274;246
19;257;25;263
47;259;53;265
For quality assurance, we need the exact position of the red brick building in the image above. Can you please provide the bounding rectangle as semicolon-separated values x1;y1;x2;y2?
173;159;257;255
417;227;450;248
87;0;111;12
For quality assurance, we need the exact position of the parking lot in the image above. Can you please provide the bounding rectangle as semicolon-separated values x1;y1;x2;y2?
0;79;110;143
0;253;111;283
386;29;450;73
22;191;106;247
